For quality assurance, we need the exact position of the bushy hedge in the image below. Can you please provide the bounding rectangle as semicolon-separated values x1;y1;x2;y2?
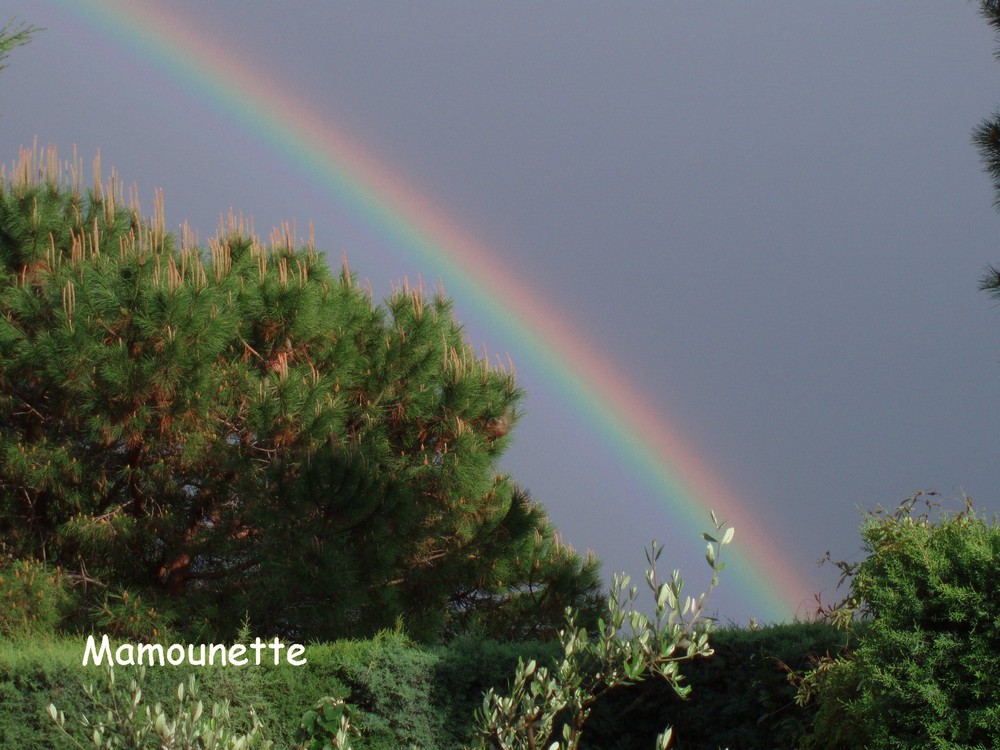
2;623;850;749
300;632;557;750
581;621;847;750
0;630;554;750
799;499;1000;750
21;560;1000;750
0;636;337;749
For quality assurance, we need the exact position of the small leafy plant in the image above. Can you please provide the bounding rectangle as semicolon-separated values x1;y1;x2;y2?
48;664;272;750
470;512;734;750
295;696;360;750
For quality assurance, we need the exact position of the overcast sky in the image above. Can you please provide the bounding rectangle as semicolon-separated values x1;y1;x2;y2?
4;1;1000;622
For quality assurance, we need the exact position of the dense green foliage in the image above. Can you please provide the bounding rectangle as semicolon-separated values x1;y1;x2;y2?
7;522;744;750
0;632;554;750
797;497;1000;749
23;493;999;749
850;506;1000;745
1;635;313;749
0;556;73;636
3;620;861;750
0;145;600;642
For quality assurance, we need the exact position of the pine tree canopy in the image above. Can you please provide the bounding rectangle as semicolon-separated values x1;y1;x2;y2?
0;144;601;642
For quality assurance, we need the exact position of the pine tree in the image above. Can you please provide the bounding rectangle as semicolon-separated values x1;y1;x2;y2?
0;144;600;641
975;1;1000;297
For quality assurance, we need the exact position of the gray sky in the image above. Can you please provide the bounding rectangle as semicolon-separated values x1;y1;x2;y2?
3;1;999;622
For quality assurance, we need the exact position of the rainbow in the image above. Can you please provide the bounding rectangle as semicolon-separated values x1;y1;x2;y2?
49;0;810;620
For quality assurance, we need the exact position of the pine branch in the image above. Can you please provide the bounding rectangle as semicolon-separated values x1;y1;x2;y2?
982;0;1000;34
0;19;40;75
977;264;1000;298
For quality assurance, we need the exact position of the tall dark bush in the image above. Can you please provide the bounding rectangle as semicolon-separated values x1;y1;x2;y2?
799;497;1000;749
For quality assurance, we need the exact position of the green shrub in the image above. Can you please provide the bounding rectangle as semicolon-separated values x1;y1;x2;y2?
0;557;73;636
0;636;294;749
799;495;1000;749
317;631;442;750
793;653;866;750
0;631;549;750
